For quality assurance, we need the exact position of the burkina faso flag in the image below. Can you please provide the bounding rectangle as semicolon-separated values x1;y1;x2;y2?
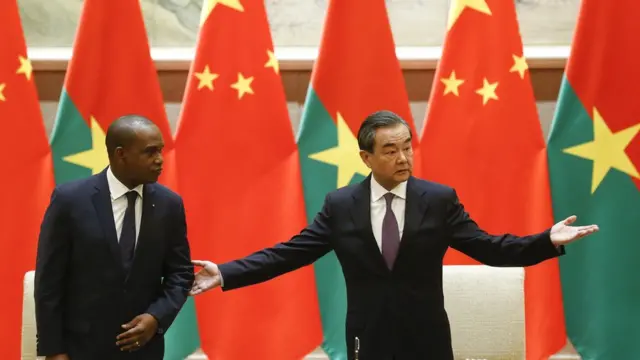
296;0;418;358
548;0;640;358
48;0;199;358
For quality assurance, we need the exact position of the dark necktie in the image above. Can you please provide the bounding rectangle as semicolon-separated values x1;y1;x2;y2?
120;191;138;272
381;192;400;270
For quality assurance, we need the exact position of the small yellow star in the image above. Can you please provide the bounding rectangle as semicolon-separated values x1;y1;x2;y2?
0;83;5;102
308;112;371;187
447;0;492;30
563;107;640;194
264;50;279;74
475;78;499;105
230;72;254;99
201;0;244;25
63;116;109;174
194;65;219;91
510;54;528;79
441;70;465;96
16;56;33;81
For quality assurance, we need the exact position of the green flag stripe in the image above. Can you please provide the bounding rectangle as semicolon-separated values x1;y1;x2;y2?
548;76;640;359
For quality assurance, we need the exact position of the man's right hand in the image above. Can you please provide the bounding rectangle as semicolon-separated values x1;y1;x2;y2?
45;354;70;360
189;260;221;295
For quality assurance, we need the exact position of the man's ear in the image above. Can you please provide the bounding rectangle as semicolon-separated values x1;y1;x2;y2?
114;146;125;160
360;150;372;169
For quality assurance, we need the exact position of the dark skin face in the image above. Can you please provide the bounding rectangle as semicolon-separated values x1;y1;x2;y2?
110;125;164;189
359;124;413;191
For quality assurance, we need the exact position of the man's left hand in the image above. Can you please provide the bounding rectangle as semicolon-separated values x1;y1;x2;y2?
116;313;158;352
550;215;599;246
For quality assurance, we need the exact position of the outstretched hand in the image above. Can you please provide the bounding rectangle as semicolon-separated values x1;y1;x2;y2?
550;215;599;246
189;260;221;296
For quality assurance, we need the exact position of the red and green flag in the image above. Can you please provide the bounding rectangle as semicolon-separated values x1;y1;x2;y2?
548;0;640;358
296;0;418;357
0;1;54;357
174;0;322;358
47;0;199;358
419;0;565;358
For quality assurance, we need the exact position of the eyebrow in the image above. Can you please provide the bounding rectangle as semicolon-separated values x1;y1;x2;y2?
382;137;412;148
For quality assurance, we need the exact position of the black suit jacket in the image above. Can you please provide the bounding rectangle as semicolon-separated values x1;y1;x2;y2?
218;175;563;360
34;169;194;360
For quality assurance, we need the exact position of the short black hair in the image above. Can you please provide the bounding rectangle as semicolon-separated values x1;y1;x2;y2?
357;110;411;153
105;114;156;156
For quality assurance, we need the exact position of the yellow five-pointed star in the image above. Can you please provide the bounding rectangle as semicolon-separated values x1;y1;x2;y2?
441;70;465;96
308;112;371;187
0;83;5;102
563;107;640;194
510;54;528;79
16;55;33;80
447;0;492;30
200;0;244;25
231;72;254;99
63;116;109;174
475;78;499;105
264;50;279;74
194;65;219;91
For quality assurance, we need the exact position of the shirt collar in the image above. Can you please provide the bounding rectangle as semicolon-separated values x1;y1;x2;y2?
370;176;407;202
106;166;144;201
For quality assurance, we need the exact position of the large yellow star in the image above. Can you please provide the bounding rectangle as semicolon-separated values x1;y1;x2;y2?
510;54;528;79
563;107;640;194
475;78;499;105
231;72;254;99
63;116;109;174
308;112;371;187
16;55;33;80
264;50;279;74
0;83;5;102
194;65;219;91
441;70;465;96
200;0;244;25
447;0;492;30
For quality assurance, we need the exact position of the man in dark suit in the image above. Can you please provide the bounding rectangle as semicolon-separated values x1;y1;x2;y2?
189;110;598;359
35;115;194;360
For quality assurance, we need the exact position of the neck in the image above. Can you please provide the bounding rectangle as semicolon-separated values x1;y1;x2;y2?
111;167;139;190
372;174;399;192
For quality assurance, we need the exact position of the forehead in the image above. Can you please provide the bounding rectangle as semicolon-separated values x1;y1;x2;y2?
374;124;410;146
131;125;164;146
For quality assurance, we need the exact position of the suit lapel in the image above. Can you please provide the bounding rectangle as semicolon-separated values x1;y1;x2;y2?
397;177;429;259
350;176;389;273
92;171;125;279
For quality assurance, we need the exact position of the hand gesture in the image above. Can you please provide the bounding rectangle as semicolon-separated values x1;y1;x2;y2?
189;260;221;295
115;313;158;352
550;215;599;246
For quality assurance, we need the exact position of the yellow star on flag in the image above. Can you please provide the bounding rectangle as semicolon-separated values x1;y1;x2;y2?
0;83;6;102
563;107;640;194
231;72;254;99
200;0;244;25
447;0;492;30
510;54;528;79
265;50;279;74
63;116;109;174
475;78;499;105
441;70;465;96
194;65;219;91
308;112;371;187
16;55;33;80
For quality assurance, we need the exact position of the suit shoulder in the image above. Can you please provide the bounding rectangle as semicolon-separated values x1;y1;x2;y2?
53;175;97;197
411;177;456;200
325;182;362;203
148;183;183;204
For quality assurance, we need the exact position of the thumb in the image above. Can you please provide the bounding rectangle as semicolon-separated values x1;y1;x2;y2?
122;315;142;329
192;260;209;268
563;215;577;225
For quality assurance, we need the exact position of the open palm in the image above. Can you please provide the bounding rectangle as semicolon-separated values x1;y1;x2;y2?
550;215;599;245
189;260;221;296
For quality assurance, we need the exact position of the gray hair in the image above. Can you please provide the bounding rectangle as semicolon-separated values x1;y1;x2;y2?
357;110;411;153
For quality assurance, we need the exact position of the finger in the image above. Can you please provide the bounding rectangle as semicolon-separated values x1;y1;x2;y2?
563;215;577;225
116;324;144;341
192;260;209;267
119;337;144;352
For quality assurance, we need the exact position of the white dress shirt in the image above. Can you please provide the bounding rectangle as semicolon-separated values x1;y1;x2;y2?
106;167;143;245
370;176;406;251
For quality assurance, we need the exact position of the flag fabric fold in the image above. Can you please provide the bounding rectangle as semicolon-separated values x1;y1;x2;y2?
296;0;418;357
0;1;54;358
548;0;640;358
419;0;566;358
174;0;322;358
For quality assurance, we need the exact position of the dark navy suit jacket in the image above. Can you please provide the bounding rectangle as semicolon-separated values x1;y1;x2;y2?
34;169;194;360
218;175;563;360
